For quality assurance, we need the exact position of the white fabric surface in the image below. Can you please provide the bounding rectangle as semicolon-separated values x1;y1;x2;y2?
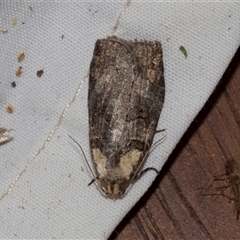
0;1;239;239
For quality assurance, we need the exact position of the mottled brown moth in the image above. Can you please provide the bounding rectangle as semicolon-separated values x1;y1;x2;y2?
0;128;13;145
84;36;165;198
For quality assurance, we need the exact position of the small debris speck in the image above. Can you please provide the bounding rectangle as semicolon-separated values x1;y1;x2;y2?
15;67;22;77
0;128;13;144
17;52;25;62
36;70;44;77
180;45;188;58
28;6;34;12
11;81;16;88
6;105;14;114
12;17;18;26
1;29;8;34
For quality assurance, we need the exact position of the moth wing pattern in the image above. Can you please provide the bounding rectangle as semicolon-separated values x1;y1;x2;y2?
88;36;164;197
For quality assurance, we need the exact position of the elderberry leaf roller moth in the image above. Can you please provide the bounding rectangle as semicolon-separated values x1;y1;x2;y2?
84;36;165;198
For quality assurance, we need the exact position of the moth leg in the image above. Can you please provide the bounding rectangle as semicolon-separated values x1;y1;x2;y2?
199;184;230;200
215;184;230;193
156;128;165;133
213;176;230;182
200;191;234;202
215;193;236;202
88;177;100;186
88;179;95;186
198;172;230;195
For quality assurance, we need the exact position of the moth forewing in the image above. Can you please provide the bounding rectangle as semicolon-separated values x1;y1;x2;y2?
88;36;165;198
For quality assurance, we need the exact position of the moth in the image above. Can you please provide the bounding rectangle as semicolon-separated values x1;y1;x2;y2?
85;36;165;198
0;128;13;145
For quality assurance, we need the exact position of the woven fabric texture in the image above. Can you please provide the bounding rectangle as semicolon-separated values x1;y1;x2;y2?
0;1;239;239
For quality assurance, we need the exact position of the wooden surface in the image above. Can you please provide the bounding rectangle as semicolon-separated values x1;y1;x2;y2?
109;47;240;240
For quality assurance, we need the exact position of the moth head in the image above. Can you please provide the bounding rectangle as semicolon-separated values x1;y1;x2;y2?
98;178;131;199
92;148;143;199
69;136;142;199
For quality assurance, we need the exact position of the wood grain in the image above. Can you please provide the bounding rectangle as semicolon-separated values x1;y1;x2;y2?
109;46;240;240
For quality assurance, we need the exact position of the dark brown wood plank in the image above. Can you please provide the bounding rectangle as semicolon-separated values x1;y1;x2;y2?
109;46;240;240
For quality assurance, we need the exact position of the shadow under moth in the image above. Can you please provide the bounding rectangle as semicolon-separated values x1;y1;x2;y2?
86;36;165;198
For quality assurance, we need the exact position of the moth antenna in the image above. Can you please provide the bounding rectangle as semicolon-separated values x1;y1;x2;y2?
68;135;107;195
150;135;166;153
68;135;95;179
